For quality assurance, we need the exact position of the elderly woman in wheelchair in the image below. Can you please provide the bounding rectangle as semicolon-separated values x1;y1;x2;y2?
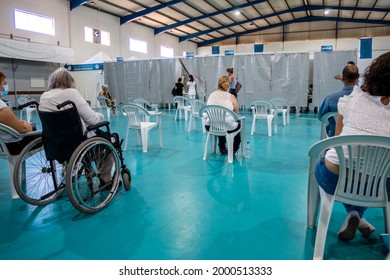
13;68;131;214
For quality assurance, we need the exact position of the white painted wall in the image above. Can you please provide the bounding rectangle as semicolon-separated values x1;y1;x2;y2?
0;0;70;47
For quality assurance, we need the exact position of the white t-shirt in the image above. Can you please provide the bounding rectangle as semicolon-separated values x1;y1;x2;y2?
187;81;196;96
39;88;103;136
325;86;390;164
206;90;238;130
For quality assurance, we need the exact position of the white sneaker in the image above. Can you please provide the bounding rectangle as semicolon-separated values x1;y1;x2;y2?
358;218;376;238
338;211;360;241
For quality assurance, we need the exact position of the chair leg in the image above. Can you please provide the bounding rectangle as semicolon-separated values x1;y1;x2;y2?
107;107;110;120
251;117;256;135
313;188;335;260
227;134;235;163
282;109;287;126
175;107;178;121
141;128;148;152
267;115;274;137
203;133;210;160
201;118;206;133
124;127;130;151
158;123;163;148
8;157;19;199
188;115;193;132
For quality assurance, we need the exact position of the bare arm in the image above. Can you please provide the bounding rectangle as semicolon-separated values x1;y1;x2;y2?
230;95;239;115
0;107;33;133
335;114;344;136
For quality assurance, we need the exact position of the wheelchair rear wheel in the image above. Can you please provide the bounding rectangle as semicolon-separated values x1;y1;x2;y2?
121;168;131;191
13;137;65;205
66;137;121;214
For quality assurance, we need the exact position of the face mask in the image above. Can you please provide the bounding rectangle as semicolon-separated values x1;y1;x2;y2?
0;85;9;97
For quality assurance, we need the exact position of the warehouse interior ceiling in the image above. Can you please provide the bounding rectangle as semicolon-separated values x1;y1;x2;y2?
69;0;390;47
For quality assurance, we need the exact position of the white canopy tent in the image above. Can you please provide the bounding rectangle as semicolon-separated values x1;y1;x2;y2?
70;51;113;108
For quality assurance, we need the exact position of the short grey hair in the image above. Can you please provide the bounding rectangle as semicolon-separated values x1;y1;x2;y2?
102;84;108;90
48;68;76;90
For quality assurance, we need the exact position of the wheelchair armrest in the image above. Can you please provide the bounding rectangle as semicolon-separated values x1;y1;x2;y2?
87;121;110;132
18;101;39;110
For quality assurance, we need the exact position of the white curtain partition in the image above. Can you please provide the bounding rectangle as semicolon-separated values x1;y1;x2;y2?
103;51;356;108
313;50;357;107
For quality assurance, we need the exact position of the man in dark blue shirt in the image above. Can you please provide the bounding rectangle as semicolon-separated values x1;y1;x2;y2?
317;63;359;137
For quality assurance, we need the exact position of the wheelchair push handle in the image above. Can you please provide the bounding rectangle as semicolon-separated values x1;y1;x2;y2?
18;100;39;110
56;100;77;110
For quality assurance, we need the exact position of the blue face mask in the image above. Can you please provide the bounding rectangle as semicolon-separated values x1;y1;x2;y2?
0;85;9;97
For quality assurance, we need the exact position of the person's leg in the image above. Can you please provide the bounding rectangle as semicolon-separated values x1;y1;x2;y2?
218;136;227;154
315;157;360;241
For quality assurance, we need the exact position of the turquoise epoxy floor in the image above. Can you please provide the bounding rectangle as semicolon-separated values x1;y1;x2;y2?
0;108;388;260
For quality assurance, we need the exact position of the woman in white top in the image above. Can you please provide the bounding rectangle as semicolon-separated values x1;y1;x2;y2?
187;75;197;99
40;68;104;137
206;75;241;155
315;51;390;241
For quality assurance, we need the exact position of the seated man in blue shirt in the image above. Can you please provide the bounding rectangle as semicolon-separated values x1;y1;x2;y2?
317;63;359;137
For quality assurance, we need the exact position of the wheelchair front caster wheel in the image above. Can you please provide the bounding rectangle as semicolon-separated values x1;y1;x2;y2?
121;169;131;191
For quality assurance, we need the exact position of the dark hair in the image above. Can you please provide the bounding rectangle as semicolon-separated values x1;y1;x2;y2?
226;67;233;74
178;78;182;82
342;64;359;83
0;72;6;83
363;52;390;97
189;75;194;82
347;61;355;65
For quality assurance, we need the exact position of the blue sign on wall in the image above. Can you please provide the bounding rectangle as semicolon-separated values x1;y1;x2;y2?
65;63;103;71
254;44;264;53
116;57;124;62
186;52;194;58
225;50;234;56
321;45;333;52
360;37;372;59
212;46;220;55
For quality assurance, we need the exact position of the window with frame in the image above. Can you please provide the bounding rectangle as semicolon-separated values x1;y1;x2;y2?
129;38;147;54
161;46;173;57
84;27;110;46
14;9;55;36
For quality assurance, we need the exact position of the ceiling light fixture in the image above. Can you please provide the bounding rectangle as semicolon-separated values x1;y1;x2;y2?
235;11;241;16
324;10;330;15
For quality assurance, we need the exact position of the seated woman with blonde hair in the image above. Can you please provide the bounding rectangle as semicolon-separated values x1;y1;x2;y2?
206;75;241;155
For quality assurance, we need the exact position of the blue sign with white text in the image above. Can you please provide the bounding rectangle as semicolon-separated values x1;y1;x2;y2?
225;50;234;56
186;52;194;58
65;63;104;71
321;45;333;52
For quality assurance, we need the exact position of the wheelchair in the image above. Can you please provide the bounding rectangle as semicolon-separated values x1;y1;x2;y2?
13;100;131;214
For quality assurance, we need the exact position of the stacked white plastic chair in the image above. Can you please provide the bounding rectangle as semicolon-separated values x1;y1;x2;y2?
120;104;163;152
250;100;277;137
186;99;206;133
269;98;290;126
173;96;190;121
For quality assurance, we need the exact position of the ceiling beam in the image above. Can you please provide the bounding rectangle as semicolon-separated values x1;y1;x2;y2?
154;0;269;35
70;0;89;11
197;16;390;48
120;0;186;25
181;5;390;42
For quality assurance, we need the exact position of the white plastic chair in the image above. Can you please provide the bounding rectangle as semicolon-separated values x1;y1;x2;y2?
320;111;338;139
269;98;290;126
186;99;206;133
97;96;116;120
17;95;37;124
199;105;244;163
120;104;163;152
307;135;390;260
132;98;159;113
250;100;277;137
0;123;41;198
173;96;190;121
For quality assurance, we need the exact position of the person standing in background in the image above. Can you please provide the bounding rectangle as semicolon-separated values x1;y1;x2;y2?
187;75;197;99
226;67;237;98
174;78;184;96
